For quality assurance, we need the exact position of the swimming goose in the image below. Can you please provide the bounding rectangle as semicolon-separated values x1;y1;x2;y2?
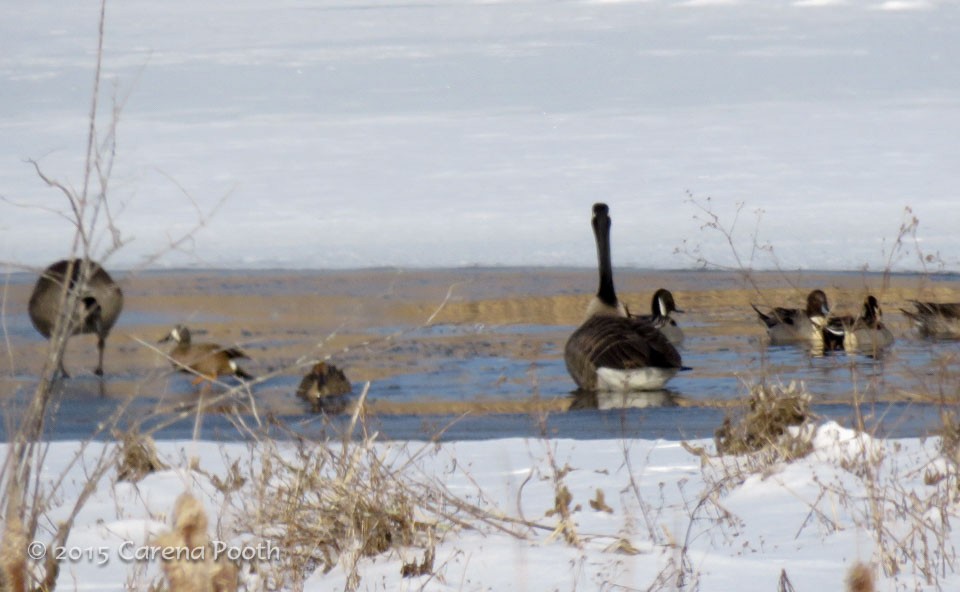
824;295;894;353
159;325;253;384
901;300;960;339
564;203;683;392
751;289;831;345
28;258;124;377
630;288;684;346
296;361;352;408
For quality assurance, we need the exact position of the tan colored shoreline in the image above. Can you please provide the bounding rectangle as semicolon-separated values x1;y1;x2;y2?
2;268;959;415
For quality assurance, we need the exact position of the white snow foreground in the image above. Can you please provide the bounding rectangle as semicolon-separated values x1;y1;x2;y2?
7;421;960;591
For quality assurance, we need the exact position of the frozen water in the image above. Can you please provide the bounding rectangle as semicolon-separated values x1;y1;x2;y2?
1;0;958;271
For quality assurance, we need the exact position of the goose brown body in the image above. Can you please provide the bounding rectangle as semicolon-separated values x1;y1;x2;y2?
159;325;253;383
565;314;682;391
563;203;682;392
28;258;124;376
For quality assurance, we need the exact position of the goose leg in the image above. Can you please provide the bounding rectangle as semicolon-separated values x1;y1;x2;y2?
95;335;106;376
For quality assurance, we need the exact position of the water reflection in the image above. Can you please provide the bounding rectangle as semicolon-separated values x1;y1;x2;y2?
569;389;679;410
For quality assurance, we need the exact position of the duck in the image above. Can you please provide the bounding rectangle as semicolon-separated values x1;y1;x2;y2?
564;203;683;392
158;325;253;384
296;361;352;408
900;300;960;339
824;295;894;353
28;258;124;377
629;288;684;346
751;289;831;346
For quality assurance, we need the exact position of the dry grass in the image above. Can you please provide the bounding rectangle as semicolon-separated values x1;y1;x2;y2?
152;492;239;592
115;429;168;483
714;381;815;460
228;401;527;591
846;562;876;592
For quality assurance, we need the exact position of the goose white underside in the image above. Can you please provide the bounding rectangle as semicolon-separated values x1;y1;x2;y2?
595;366;677;391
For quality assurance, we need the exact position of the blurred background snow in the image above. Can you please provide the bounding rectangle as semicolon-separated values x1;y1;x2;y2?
1;0;957;271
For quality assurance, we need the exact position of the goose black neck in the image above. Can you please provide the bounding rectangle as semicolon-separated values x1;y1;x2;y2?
592;204;618;308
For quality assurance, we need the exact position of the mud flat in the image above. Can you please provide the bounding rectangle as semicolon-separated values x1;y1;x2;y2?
2;267;959;440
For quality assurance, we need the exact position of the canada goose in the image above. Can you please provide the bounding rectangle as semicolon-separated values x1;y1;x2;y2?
296;362;352;408
751;289;831;345
564;203;683;392
158;325;253;384
630;288;684;346
901;300;960;339
824;295;894;353
28;258;124;377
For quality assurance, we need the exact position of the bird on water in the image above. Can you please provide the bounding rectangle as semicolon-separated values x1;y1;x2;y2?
564;203;683;392
28;258;124;377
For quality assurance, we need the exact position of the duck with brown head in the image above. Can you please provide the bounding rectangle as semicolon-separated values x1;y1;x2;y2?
824;295;894;354
28;258;124;377
159;325;254;386
563;203;683;392
751;289;831;346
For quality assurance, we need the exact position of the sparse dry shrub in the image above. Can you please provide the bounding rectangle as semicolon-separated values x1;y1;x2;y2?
0;512;27;592
238;435;433;590
936;411;960;466
115;429;168;483
715;381;815;460
230;418;537;591
152;492;238;592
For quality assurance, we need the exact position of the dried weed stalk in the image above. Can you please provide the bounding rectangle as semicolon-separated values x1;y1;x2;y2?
714;381;815;460
152;492;239;592
228;393;524;591
115;429;168;483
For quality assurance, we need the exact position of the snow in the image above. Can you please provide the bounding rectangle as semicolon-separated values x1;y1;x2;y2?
1;0;958;272
8;421;960;590
3;2;960;588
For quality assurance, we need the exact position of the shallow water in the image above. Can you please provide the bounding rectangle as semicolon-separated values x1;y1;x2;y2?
1;268;959;441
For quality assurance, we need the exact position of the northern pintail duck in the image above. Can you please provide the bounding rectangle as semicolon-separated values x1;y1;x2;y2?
901;300;960;339
630;288;684;346
296;362;352;408
824;295;894;353
28;259;124;377
159;325;253;384
751;289;830;345
564;203;683;392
